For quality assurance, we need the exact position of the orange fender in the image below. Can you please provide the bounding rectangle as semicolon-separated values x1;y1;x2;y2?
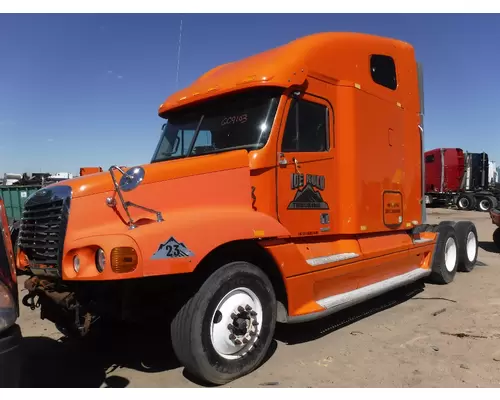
126;206;291;277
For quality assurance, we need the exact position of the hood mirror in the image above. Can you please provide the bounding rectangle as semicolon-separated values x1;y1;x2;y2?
119;166;145;192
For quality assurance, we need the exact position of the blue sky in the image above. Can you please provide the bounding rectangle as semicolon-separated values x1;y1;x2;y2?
1;13;499;175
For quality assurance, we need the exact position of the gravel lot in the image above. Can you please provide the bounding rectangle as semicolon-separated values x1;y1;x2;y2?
16;208;500;387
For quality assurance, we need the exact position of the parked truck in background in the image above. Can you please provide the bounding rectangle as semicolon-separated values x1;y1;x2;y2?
15;32;480;385
1;174;23;186
425;147;500;212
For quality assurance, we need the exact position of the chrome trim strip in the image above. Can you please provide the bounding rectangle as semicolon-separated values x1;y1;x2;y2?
306;252;360;267
286;268;431;324
317;268;430;310
413;238;434;244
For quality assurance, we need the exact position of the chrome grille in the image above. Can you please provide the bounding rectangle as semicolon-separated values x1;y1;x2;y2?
18;186;71;269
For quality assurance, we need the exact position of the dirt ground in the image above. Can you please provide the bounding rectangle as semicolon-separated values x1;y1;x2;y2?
15;208;500;388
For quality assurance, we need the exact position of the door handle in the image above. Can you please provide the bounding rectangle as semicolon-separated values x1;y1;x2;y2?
292;157;300;173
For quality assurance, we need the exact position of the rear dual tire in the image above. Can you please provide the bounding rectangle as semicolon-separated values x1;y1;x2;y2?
437;221;478;272
477;196;498;212
428;221;478;284
428;225;459;284
170;261;276;385
456;194;498;212
456;194;476;211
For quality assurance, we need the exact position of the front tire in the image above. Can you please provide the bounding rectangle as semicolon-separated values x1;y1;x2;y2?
170;261;277;385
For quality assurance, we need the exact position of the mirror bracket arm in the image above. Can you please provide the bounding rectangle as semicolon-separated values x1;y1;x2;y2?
107;166;164;229
124;201;164;223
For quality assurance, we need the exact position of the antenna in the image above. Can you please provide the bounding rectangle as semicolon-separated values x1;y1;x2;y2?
175;19;183;90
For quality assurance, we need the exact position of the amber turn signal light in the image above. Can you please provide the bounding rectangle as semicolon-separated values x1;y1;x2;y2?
111;247;138;273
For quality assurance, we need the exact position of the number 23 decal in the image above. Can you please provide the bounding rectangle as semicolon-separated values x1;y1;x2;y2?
151;236;195;260
164;244;181;257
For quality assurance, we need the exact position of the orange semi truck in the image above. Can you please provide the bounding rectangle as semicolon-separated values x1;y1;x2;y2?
16;32;479;385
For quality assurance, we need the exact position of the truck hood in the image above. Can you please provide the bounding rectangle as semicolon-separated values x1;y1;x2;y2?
50;150;250;199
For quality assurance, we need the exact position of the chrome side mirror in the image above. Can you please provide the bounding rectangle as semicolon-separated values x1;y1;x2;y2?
119;166;145;192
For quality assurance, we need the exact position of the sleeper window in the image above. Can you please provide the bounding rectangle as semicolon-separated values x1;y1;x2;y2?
370;54;397;90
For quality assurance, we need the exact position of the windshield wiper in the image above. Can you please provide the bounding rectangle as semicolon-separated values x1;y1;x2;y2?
185;115;205;157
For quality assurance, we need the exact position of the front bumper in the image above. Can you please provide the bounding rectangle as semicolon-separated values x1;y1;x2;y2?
0;324;22;388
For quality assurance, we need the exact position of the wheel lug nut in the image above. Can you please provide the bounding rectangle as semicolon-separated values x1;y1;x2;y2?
229;334;236;340
227;324;234;331
243;338;249;344
234;339;242;345
245;304;252;311
231;313;237;319
252;321;259;326
238;306;244;313
249;331;257;337
250;311;257;316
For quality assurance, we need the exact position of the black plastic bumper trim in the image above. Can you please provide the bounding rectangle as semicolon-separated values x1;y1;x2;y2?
0;324;22;388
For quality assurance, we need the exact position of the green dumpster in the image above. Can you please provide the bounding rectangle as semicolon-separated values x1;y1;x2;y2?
0;185;42;225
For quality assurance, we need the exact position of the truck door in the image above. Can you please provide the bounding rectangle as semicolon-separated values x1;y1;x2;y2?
276;93;334;236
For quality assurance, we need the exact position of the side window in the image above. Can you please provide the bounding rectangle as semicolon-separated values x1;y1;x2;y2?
370;54;397;90
425;154;435;163
281;98;329;152
155;130;185;159
155;129;209;158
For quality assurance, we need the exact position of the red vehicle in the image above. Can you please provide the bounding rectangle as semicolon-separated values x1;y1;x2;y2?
0;198;22;387
425;148;499;212
425;148;464;193
490;208;500;249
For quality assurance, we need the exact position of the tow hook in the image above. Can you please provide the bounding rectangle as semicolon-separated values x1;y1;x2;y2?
22;276;42;310
22;292;41;310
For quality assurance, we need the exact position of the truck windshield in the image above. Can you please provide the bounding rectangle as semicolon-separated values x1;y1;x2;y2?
151;87;282;163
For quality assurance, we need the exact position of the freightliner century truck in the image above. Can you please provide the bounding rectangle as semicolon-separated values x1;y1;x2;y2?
15;32;479;385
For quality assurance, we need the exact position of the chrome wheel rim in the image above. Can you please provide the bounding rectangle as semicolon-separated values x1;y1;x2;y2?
210;287;263;360
458;198;470;209
444;236;457;272
466;230;477;262
479;199;490;211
